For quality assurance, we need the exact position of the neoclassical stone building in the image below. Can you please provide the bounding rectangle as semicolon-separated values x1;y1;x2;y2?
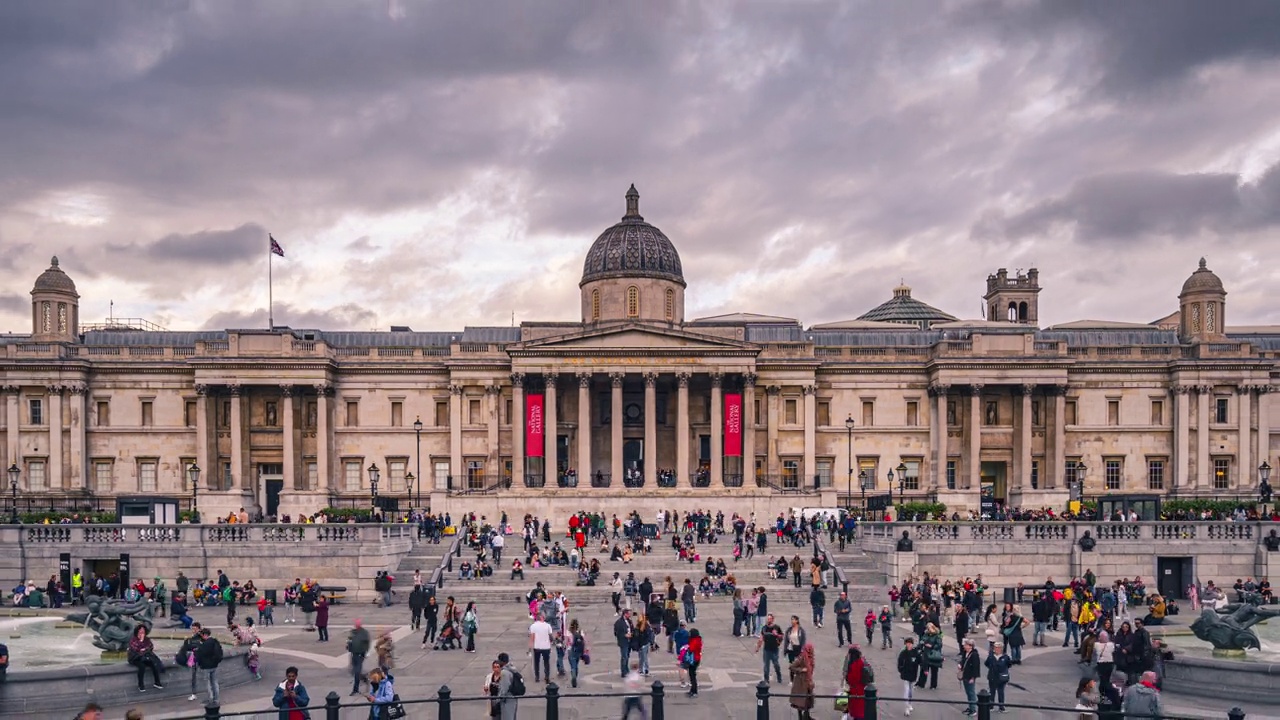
1;188;1276;520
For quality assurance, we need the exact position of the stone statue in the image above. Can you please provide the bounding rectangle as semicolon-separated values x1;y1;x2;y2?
1264;529;1280;552
65;595;156;653
896;530;913;552
1190;603;1280;652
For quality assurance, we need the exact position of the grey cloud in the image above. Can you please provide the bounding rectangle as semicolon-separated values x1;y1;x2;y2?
201;302;378;331
0;294;26;314
107;223;266;265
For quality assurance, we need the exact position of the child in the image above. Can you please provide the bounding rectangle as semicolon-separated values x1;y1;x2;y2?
257;596;274;626
245;639;262;680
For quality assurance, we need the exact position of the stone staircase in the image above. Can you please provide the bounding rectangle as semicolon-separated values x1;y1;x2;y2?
390;535;451;588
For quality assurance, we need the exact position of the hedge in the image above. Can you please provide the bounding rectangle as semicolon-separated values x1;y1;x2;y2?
891;501;948;520
321;507;373;522
1160;499;1253;516
19;511;117;524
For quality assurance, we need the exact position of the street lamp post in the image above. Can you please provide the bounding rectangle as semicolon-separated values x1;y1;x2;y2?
845;416;855;512
368;462;380;517
858;469;869;514
413;416;423;509
405;472;415;515
1076;461;1088;515
896;461;908;506
1259;461;1272;506
188;463;201;522
7;463;19;525
887;467;895;508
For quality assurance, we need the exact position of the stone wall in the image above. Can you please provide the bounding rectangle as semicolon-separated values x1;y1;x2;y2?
860;521;1273;591
0;523;415;602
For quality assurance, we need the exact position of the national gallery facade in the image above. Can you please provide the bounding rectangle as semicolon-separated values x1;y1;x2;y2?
2;186;1276;520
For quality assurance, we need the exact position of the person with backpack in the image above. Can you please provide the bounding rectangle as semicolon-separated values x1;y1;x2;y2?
840;645;870;720
495;651;523;720
566;618;588;688
897;636;921;715
347;619;372;696
684;628;702;698
194;627;223;706
985;641;1012;713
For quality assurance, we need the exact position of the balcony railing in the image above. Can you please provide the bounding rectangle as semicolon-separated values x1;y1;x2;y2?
524;474;546;489
590;473;612;488
723;473;744;487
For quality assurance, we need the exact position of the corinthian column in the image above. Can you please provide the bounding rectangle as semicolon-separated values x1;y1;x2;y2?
677;373;690;487
611;373;624;485
577;374;592;480
710;373;724;486
644;373;657;487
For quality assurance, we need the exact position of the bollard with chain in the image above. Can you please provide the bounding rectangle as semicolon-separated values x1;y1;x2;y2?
756;679;771;720
1228;708;1246;720
325;690;341;720
651;680;665;720
203;702;220;720
545;681;560;720
977;688;992;720
438;684;453;720
865;684;878;720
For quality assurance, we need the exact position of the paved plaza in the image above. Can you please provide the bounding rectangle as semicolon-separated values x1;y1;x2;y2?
28;540;1280;720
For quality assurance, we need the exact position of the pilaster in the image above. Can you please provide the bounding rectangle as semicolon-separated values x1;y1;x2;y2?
676;373;690;487
643;372;657;487
710;372;723;486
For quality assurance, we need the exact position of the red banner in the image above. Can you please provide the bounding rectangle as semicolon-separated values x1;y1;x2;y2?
724;392;743;457
526;393;544;457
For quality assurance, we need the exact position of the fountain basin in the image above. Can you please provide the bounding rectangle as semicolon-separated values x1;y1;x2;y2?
1158;621;1280;704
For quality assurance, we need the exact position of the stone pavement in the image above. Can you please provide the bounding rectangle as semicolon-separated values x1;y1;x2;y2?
35;569;1280;719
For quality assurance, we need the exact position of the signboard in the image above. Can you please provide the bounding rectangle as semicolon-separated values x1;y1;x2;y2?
526;393;544;457
118;553;131;596
59;552;71;595
724;393;742;457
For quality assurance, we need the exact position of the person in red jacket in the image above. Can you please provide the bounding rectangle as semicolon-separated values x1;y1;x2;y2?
685;629;702;698
843;645;867;720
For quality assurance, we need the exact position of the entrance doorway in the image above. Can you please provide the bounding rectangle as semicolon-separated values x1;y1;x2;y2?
1156;557;1193;599
979;461;1007;515
258;463;283;518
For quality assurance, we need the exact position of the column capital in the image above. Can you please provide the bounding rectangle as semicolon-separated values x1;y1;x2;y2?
67;383;87;396
449;384;465;396
1047;384;1069;397
510;372;526;388
743;372;758;388
765;385;782;396
280;385;293;397
228;384;242;397
1015;383;1036;397
577;372;592;388
676;372;691;388
485;384;502;395
710;372;724;389
195;384;210;397
313;382;333;397
801;384;817;396
927;383;949;397
610;372;625;388
643;372;658;388
967;383;984;396
1;384;19;394
1172;384;1190;395
1193;384;1213;395
543;374;557;389
46;384;66;396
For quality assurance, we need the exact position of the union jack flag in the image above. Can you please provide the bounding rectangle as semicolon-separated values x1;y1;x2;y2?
269;234;285;257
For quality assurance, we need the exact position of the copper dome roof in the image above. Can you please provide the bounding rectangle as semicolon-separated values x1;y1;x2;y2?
1180;258;1225;296
580;185;685;287
31;256;79;296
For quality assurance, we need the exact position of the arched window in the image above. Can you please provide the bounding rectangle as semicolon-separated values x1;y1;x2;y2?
591;289;601;321
626;286;640;318
1007;302;1018;322
1018;301;1029;322
664;288;674;321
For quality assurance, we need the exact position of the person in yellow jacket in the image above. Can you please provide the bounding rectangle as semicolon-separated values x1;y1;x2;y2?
1142;595;1167;625
71;569;84;606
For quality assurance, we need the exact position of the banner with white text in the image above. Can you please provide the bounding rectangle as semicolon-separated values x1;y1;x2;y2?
526;393;544;457
724;392;743;456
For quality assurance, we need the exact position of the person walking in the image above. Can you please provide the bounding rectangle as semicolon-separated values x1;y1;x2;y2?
408;586;426;631
614;609;634;679
271;666;311;720
462;601;479;653
877;606;894;649
529;613;554;683
834;591;852;647
790;555;804;588
681;579;696;623
1094;630;1117;691
621;660;647;719
194;627;223;706
756;614;784;685
1001;602;1028;664
788;643;815;720
810;585;826;629
897;636;921;716
315;596;330;643
567;618;587;688
841;645;868;720
1121;671;1163;717
958;638;982;716
985;641;1012;713
784;615;808;664
633;616;653;676
178;623;203;702
300;582;317;630
684;628;702;698
422;595;439;647
917;623;943;690
346;619;371;696
365;668;396;720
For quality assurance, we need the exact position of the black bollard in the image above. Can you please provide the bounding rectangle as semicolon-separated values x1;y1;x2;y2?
438;684;453;720
203;702;220;720
545;681;560;720
756;679;771;720
865;684;878;720
651;680;665;720
977;688;992;720
325;690;341;720
1228;708;1246;720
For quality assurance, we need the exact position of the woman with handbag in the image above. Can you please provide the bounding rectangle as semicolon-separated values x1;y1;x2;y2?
788;643;815;720
365;668;399;720
999;603;1027;664
127;625;165;692
567;619;588;688
840;645;868;720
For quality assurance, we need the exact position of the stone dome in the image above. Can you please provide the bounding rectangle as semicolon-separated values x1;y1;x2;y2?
1180;257;1225;296
580;185;685;288
31;256;79;296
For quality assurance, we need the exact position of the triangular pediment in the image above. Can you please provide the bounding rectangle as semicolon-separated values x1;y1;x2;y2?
511;322;756;354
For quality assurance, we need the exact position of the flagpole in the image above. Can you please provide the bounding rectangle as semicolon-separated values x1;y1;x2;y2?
268;235;274;330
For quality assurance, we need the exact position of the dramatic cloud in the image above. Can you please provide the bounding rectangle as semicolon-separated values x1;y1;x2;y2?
1;0;1279;334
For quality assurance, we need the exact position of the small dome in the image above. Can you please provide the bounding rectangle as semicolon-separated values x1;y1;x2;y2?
31;256;79;296
1180;257;1225;296
580;185;685;287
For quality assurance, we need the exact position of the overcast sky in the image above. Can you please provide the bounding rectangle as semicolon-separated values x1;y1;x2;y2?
3;0;1280;334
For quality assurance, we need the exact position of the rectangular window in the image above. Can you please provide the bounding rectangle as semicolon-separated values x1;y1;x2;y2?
1030;459;1040;489
1215;397;1229;424
755;399;763;426
469;398;482;424
906;401;919;427
179;457;195;491
1105;458;1122;490
27;460;46;491
902;459;920;491
502;458;513;481
1065;458;1081;488
1065;400;1078;425
781;459;799;488
1214;458;1230;489
1150;400;1164;426
1032;400;1042;426
345;401;359;427
784;399;798;425
946;460;957;490
817;401;831;427
1107;399;1120;426
1147;458;1165;490
816;459;833;488
306;461;318;490
861;400;874;427
222;460;232;490
344;460;362;491
388;459;406;492
220;400;231;428
141;400;154;427
28;398;43;425
434;460;450;490
391;401;403;427
184;400;197;427
94;462;113;493
435;401;449;427
946;400;957;426
139;460;157;492
504;398;513;425
858;458;878;490
96;400;110;427
467;460;486;489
